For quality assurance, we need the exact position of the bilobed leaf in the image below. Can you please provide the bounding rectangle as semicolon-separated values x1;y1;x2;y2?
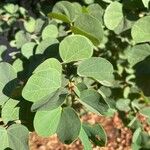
131;16;150;43
4;3;18;14
57;107;81;144
79;126;92;150
22;58;62;102
127;44;150;66
36;38;59;54
42;25;58;40
59;35;93;63
2;99;20;124
77;57;114;86
104;1;123;31
0;126;9;150
31;88;67;111
82;123;107;146
79;89;109;115
0;62;17;105
72;14;104;45
21;42;36;59
48;1;76;23
34;107;62;137
7;124;29;150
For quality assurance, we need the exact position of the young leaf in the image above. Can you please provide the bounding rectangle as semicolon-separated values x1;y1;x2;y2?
72;14;104;45
79;126;92;150
34;107;62;137
77;57;114;86
56;107;81;144
24;17;36;33
79;89;109;115
0;126;9;149
0;62;17;105
22;58;62;102
131;16;150;43
104;1;123;31
42;25;58;40
59;35;93;63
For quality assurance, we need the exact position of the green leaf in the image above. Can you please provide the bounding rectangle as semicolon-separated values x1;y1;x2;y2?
116;98;130;112
48;1;76;23
24;17;36;33
127;44;150;66
2;99;20;124
57;107;81;144
59;35;93;63
87;3;104;23
0;126;9;150
36;38;59;54
72;14;103;46
15;31;30;49
4;4;18;14
132;128;142;145
79;89;109;115
131;16;150;43
104;1;123;31
34;18;45;34
42;25;58;40
82;123;107;146
31;88;67;111
77;57;114;86
21;42;36;59
0;62;17;105
7;124;29;150
79;126;92;150
34;107;62;137
142;0;149;8
22;58;62;102
0;45;7;61
139;107;150;119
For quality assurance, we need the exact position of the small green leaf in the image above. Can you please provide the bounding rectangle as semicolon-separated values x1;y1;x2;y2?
127;44;150;66
82;123;107;146
0;62;17;105
22;58;62;102
48;1;76;23
21;42;36;59
0;126;9;149
42;25;58;40
72;14;103;45
132;128;142;145
34;107;62;137
139;107;150;119
4;4;18;14
7;124;29;150
116;98;131;112
142;0;149;8
24;17;36;33
79;126;92;150
2;99;20;124
59;35;93;63
57;107;81;144
36;38;59;54
31;88;67;111
80;89;109;115
131;16;150;43
104;1;123;31
77;57;114;86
